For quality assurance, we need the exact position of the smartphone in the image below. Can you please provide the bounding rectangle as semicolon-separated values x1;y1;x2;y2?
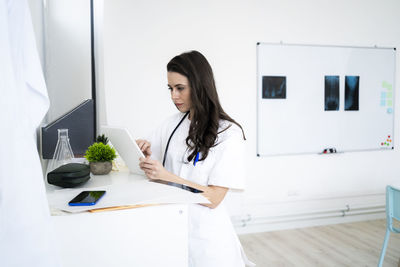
68;191;106;206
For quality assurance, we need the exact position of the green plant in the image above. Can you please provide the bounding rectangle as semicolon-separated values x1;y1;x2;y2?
96;134;109;145
84;142;116;162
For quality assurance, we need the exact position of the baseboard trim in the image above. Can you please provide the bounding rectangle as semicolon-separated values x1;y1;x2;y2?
233;199;386;234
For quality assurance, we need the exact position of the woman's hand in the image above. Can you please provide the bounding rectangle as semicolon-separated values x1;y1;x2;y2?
136;139;152;157
139;157;227;209
139;157;172;182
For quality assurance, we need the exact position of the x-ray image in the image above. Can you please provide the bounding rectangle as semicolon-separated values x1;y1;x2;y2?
262;76;286;99
345;76;359;111
324;76;340;111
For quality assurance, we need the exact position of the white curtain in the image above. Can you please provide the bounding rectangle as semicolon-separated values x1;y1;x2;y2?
0;0;59;266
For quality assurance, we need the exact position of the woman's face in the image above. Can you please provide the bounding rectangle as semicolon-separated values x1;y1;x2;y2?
167;71;192;113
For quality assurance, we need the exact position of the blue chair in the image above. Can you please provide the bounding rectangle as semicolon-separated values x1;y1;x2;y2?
378;185;400;267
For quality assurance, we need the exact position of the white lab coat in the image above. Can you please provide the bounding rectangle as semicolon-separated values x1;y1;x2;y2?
149;112;254;267
0;0;60;266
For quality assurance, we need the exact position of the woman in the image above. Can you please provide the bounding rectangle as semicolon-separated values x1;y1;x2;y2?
137;50;254;267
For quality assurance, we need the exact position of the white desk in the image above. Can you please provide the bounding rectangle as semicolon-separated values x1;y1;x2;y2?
46;169;208;267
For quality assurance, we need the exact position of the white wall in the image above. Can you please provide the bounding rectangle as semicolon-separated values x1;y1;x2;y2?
102;0;400;232
28;0;92;126
44;0;92;123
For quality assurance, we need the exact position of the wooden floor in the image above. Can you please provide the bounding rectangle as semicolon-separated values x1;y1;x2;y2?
239;219;400;267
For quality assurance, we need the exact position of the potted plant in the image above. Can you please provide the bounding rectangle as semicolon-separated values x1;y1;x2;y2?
96;134;109;145
84;139;117;175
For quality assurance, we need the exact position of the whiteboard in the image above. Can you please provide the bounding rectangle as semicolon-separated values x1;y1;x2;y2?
257;43;396;156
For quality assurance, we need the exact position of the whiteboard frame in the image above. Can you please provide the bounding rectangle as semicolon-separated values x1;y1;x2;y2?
256;42;396;157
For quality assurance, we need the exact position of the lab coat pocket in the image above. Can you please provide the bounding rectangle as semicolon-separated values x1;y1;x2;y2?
186;161;209;186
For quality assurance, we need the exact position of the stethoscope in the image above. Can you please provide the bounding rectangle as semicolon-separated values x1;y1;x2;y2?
162;111;200;167
162;111;202;193
162;111;189;167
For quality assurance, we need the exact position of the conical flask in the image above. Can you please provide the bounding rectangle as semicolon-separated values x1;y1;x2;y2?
47;129;74;173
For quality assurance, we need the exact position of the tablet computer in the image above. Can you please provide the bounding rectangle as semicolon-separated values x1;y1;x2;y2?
101;126;145;175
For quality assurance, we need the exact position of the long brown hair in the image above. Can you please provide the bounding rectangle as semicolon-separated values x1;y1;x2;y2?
167;50;245;162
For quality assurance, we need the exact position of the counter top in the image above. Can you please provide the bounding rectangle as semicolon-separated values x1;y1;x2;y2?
46;168;209;214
